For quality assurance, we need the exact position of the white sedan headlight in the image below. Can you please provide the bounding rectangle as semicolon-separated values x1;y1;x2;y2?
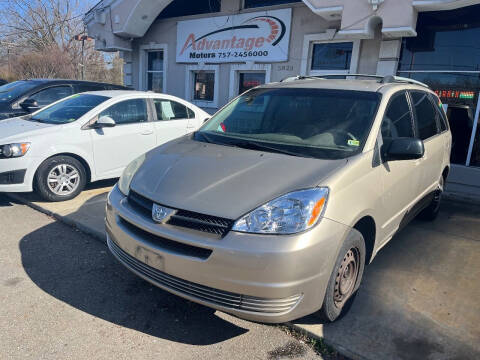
232;188;329;234
0;143;30;158
118;154;146;196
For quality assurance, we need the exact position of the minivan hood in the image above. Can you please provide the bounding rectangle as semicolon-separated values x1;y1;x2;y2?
130;137;347;220
0;117;56;142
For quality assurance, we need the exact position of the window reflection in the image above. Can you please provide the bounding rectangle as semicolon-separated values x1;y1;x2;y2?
398;4;480;72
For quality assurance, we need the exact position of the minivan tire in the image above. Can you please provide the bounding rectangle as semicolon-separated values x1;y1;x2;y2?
418;176;444;221
35;156;87;202
317;229;366;322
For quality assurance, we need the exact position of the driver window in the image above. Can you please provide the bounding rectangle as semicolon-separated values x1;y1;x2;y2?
30;86;73;106
381;92;414;142
99;99;148;125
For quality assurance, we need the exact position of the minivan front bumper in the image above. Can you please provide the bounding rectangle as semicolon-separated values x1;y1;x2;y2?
106;184;351;323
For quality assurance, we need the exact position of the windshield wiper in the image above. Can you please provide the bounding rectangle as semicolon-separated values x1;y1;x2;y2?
196;132;311;158
194;131;215;144
233;140;311;158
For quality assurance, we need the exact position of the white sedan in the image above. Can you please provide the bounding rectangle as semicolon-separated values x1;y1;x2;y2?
0;91;210;201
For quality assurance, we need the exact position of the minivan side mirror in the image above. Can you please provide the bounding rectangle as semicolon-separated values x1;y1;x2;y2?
19;98;40;112
95;116;116;128
385;138;424;161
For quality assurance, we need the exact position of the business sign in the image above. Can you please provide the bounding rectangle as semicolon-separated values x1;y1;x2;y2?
176;8;291;63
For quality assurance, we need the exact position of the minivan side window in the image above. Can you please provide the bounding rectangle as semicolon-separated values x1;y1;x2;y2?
99;99;148;125
153;99;194;120
30;86;73;106
410;91;439;140
428;93;448;132
381;92;414;141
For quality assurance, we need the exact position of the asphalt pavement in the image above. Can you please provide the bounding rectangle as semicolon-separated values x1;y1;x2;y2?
0;194;324;360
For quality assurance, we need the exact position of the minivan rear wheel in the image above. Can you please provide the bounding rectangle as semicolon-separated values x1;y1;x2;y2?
417;176;444;221
317;229;366;322
35;156;86;202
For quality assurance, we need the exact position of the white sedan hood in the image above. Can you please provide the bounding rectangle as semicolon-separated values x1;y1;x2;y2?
0;117;57;143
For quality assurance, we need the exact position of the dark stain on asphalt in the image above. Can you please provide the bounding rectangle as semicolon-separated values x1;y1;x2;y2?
4;277;24;286
393;337;444;360
267;340;307;359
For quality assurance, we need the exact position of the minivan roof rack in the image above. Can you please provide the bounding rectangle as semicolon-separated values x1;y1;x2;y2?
380;75;430;88
280;74;429;88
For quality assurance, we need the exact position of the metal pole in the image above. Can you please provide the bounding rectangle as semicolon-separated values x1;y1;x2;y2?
81;38;85;80
7;47;10;75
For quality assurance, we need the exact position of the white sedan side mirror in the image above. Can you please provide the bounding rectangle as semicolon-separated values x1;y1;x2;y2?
96;116;116;128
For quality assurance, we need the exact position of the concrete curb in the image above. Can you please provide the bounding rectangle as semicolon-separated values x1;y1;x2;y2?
285;322;367;360
6;193;107;244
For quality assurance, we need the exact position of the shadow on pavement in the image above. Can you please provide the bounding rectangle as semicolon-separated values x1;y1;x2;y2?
305;202;480;360
0;194;14;207
19;219;248;346
13;178;118;203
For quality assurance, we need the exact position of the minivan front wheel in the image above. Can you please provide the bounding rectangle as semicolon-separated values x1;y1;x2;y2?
317;229;366;322
35;156;87;202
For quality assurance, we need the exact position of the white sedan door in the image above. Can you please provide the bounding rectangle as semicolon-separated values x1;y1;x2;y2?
90;98;155;179
151;98;198;145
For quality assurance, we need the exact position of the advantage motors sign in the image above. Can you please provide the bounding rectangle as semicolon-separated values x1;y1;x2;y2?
176;8;291;63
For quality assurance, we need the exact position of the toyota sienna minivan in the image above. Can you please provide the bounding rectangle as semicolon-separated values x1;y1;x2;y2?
105;76;451;323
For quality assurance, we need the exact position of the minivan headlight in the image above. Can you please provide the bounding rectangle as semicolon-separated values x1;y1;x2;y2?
232;188;329;234
0;143;30;158
118;154;146;196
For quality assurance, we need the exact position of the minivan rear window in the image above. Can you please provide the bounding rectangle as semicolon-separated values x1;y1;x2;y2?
197;88;381;159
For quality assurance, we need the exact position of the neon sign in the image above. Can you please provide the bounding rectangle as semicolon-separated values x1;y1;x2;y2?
434;90;475;100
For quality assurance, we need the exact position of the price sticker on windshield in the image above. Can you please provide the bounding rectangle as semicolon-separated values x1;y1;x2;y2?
347;140;360;147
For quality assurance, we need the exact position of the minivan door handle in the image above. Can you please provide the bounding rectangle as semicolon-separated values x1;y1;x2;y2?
141;130;153;135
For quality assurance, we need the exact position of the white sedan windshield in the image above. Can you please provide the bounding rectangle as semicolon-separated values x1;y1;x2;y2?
30;94;109;124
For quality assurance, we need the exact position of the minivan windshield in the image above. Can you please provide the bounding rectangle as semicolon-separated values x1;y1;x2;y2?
0;81;39;102
29;94;109;124
196;88;381;159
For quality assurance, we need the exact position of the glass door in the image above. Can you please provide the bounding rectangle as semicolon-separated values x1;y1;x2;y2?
466;93;480;167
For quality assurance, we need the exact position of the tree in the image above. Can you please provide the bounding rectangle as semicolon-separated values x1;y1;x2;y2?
0;0;124;84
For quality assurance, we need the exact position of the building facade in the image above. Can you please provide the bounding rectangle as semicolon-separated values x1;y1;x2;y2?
85;0;480;194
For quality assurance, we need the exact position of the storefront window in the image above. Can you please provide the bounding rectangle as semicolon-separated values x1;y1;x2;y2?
398;5;480;72
157;0;219;19
194;72;215;102
147;51;164;92
244;0;301;9
311;42;353;71
239;72;266;94
397;4;480;167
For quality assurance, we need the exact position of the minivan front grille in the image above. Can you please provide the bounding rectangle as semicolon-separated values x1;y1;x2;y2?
118;217;212;260
127;190;234;237
108;236;302;314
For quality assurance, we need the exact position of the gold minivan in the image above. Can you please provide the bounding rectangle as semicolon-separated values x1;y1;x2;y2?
105;76;451;323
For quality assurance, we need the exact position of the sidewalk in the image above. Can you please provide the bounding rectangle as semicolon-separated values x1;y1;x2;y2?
7;185;480;360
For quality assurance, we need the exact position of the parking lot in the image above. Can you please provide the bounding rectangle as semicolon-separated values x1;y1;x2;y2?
0;194;325;360
3;184;480;360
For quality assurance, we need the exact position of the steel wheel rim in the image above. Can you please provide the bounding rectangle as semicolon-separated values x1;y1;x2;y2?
47;164;80;196
334;248;360;308
433;177;444;210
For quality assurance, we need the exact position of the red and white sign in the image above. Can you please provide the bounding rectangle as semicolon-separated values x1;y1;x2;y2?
176;8;291;63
